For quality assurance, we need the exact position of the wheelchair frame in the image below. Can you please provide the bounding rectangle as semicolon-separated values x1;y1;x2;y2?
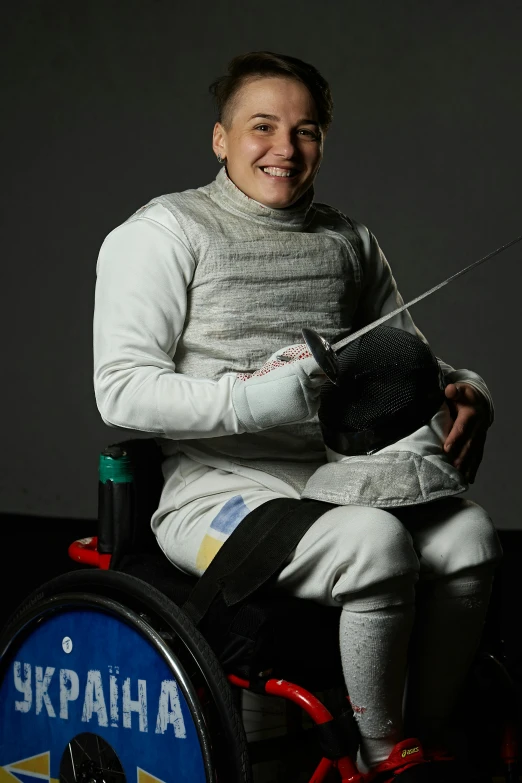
66;534;521;783
66;535;361;783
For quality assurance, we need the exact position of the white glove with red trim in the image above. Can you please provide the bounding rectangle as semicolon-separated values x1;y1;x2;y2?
232;344;327;432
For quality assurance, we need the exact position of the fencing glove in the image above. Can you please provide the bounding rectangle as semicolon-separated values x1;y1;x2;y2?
232;344;326;432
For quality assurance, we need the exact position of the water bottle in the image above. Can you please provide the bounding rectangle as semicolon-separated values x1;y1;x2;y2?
98;445;135;568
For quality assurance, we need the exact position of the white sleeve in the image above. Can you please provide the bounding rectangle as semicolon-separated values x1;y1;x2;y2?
351;224;423;339
352;224;494;423
93;204;244;439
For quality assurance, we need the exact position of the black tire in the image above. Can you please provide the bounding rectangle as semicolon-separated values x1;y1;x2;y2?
0;569;252;783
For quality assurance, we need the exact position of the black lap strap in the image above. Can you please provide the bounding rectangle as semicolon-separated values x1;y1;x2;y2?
182;497;334;626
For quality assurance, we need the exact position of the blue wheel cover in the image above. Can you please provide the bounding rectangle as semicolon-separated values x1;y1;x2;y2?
0;608;208;783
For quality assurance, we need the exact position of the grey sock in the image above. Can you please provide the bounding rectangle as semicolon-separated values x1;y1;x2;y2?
339;599;415;770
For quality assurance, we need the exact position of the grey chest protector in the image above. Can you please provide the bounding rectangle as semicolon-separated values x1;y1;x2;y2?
318;325;446;456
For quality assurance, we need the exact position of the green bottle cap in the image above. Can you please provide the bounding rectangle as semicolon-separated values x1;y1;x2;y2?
99;447;133;484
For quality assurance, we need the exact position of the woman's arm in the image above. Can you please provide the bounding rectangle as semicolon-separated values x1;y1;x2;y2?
93;204;244;439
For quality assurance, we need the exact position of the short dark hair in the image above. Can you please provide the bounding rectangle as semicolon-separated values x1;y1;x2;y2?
209;51;333;134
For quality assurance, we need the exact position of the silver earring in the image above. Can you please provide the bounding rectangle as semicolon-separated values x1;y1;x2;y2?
217;153;224;164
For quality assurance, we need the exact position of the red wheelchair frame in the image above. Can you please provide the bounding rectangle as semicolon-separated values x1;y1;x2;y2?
69;534;363;782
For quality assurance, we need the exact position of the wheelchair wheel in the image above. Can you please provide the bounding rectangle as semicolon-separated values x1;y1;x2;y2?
0;570;251;783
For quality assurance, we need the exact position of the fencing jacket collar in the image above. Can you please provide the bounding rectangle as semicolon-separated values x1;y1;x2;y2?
209;166;316;231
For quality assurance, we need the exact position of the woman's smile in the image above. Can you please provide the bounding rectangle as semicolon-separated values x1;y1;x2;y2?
259;165;299;179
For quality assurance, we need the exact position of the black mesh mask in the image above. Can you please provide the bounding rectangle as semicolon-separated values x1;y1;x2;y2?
318;325;446;456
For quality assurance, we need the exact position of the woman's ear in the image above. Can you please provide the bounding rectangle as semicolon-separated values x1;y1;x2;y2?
212;122;227;160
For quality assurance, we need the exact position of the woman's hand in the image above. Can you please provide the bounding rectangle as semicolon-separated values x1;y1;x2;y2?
443;383;490;483
232;344;327;432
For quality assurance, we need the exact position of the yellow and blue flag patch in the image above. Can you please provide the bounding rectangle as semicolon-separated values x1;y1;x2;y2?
196;495;251;572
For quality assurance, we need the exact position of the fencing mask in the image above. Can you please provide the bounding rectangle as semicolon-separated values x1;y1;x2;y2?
318;325;446;456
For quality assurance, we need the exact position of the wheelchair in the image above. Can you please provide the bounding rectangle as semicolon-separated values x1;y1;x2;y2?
0;439;519;783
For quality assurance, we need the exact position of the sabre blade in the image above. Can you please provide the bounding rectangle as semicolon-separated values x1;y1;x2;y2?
331;233;522;353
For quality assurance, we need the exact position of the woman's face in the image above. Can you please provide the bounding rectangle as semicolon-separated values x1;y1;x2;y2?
212;76;324;209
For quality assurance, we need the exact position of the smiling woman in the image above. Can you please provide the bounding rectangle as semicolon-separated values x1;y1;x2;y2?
210;57;327;208
93;50;502;782
213;79;321;209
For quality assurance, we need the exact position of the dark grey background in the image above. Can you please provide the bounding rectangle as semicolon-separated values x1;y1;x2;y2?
2;0;522;528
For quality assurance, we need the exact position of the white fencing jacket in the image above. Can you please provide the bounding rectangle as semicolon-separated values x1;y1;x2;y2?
94;167;492;515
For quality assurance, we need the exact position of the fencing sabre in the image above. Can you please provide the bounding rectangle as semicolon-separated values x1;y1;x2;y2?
301;233;522;385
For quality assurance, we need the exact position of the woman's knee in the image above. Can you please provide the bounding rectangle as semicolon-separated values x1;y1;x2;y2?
407;497;502;575
289;504;420;606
